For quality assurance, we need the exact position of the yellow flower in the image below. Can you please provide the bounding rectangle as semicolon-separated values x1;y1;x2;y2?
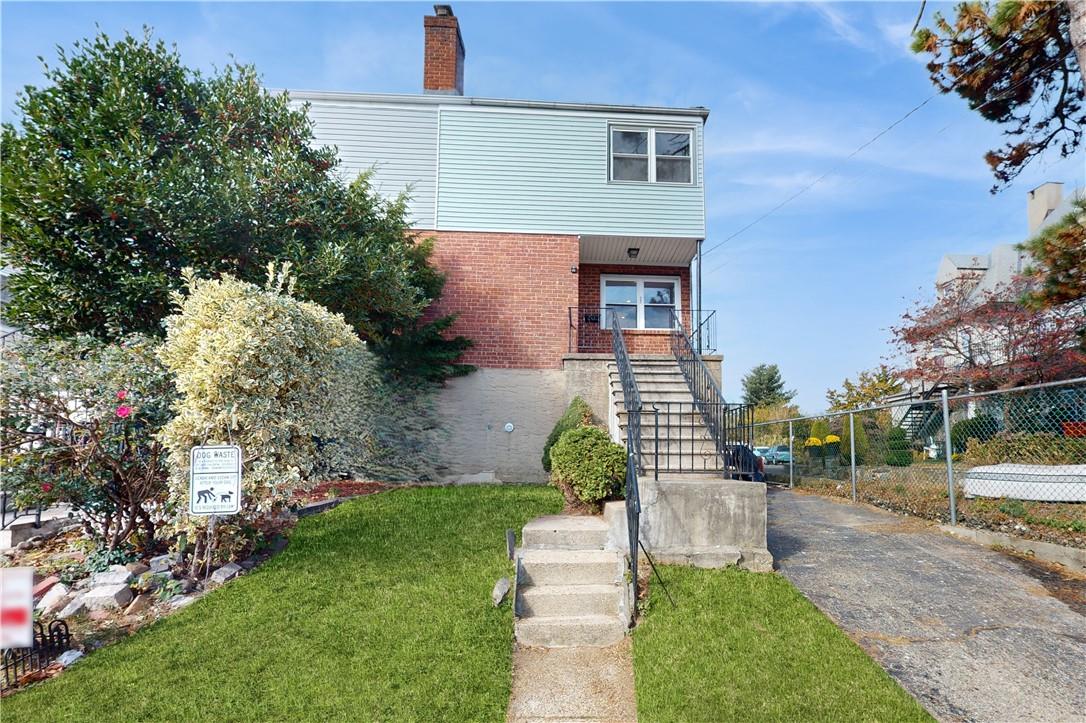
804;437;823;447
824;434;841;444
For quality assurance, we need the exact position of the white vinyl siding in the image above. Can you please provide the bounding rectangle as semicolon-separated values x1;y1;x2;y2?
299;100;438;227
436;108;704;237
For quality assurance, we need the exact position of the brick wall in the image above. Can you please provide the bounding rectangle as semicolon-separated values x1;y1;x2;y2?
419;230;580;369
577;263;692;355
423;12;465;94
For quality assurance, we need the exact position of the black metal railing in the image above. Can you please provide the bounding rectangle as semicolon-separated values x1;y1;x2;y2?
667;309;756;479
2;620;72;690
609;309;643;615
1;490;42;531
568;307;717;354
644;402;757;476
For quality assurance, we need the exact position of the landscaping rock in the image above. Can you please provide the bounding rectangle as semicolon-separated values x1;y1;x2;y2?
210;562;242;585
239;558;258;570
178;578;196;594
59;596;87;618
492;577;511;607
126;562;151;575
91;565;134;587
168;594;196;609
32;575;61;598
82;583;133;611
124;593;153;616
87;609;113;622
149;552;179;574
56;650;84;667
36;582;70;612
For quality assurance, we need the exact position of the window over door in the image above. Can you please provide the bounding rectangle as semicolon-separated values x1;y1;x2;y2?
601;275;681;330
609;126;693;184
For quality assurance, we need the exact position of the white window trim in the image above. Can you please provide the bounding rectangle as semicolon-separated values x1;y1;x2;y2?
609;125;694;185
599;274;682;331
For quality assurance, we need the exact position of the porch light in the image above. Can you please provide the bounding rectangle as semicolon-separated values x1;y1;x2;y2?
627;247;640;259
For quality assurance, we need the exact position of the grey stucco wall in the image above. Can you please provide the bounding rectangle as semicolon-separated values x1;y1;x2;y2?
434;369;569;484
435;355;728;484
562;356;612;423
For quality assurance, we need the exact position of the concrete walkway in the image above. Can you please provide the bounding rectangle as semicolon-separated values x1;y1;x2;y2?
506;642;637;722
768;489;1086;722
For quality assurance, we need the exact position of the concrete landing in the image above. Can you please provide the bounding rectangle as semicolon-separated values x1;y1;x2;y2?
507;642;637;723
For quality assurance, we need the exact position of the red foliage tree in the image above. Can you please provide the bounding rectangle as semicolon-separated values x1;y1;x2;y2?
893;275;1086;390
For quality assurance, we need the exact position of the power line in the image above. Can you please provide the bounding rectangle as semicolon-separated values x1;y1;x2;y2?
702;53;1071;277
699;4;1062;267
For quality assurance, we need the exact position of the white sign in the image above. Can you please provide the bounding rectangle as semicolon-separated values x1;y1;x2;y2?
1;567;34;649
189;445;242;516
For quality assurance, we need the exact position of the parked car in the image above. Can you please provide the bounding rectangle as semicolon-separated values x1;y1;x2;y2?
765;445;792;464
754;446;771;459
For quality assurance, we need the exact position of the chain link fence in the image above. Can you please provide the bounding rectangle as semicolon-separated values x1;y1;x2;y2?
754;378;1086;549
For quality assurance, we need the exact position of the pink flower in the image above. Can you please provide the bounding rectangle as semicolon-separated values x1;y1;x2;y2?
116;390;128;401
41;483;53;493
115;405;133;419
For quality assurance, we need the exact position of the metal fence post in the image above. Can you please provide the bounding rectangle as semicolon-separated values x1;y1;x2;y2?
941;389;957;525
788;420;794;489
849;412;857;502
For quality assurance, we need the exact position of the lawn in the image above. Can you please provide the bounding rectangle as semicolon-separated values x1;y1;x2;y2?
632;566;933;723
4;485;562;721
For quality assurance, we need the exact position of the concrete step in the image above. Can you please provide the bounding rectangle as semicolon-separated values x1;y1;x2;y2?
516;584;620;618
641;457;725;473
621;426;714;441
617;410;710;424
517;549;622;587
634;440;720;455
610;378;690;392
614;391;697;404
609;369;685;380
515;615;627;648
522;515;608;550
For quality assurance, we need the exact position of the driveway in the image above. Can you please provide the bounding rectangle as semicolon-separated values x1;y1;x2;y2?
767;488;1086;722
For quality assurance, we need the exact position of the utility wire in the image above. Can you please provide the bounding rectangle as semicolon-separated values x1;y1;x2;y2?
703;52;1072;277
699;4;1062;266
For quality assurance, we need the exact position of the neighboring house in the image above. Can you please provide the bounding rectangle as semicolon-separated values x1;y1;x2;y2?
890;182;1083;441
935;182;1072;302
291;6;723;482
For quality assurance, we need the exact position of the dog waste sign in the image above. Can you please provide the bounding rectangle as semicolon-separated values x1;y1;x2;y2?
189;445;242;516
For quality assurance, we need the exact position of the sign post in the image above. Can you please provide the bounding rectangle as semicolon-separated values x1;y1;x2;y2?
188;445;242;517
189;445;242;579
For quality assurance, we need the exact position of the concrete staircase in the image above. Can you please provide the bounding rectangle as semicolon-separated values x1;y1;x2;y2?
514;515;628;648
609;357;724;475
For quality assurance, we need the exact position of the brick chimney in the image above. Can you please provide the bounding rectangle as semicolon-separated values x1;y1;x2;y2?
424;5;465;95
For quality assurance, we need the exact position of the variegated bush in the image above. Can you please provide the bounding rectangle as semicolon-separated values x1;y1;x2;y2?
158;264;359;539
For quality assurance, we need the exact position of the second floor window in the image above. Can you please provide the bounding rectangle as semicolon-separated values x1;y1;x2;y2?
610;127;693;184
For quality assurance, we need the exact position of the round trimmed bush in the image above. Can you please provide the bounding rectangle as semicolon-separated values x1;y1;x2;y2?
549;426;626;505
542;396;593;472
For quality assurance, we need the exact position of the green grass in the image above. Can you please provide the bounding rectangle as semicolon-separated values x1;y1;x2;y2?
5;485;562;721
632;566;933;723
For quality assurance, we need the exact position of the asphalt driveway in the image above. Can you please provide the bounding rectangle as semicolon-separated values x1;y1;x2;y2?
767;488;1086;722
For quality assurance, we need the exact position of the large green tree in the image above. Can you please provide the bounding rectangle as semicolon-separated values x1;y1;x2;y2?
741;363;796;408
912;1;1085;190
1;30;471;378
825;365;904;411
